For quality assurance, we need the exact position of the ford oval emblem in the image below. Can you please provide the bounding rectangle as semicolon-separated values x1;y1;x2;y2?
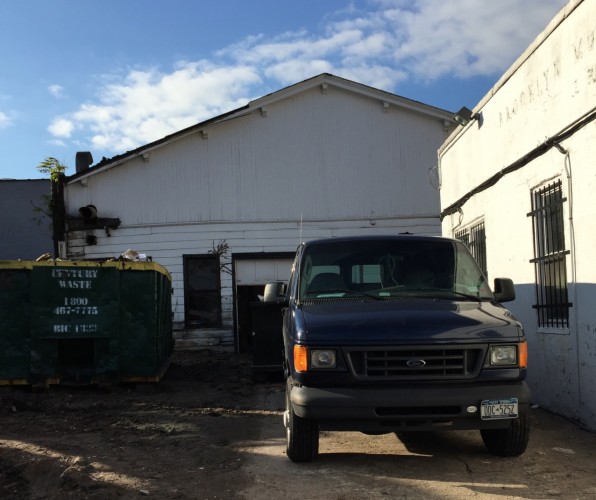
406;359;426;368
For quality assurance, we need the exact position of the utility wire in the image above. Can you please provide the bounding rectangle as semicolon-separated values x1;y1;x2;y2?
440;107;596;220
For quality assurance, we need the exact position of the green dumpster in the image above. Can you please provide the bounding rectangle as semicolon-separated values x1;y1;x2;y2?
0;259;173;386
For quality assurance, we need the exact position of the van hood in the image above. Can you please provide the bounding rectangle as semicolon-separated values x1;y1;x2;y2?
295;299;520;344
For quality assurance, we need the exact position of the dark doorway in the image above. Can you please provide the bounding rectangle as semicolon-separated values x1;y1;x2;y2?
236;285;265;353
232;252;295;353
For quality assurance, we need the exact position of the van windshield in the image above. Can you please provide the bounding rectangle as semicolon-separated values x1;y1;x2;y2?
299;239;493;301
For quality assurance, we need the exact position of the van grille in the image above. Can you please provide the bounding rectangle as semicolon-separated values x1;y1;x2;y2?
345;346;485;381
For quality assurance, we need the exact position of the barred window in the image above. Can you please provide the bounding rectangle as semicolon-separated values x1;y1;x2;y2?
528;180;571;328
455;221;487;278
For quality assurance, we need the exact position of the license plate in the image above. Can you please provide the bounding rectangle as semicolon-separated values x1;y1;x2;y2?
480;398;519;420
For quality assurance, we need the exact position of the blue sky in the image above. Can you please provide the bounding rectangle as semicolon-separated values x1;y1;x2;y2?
0;0;568;179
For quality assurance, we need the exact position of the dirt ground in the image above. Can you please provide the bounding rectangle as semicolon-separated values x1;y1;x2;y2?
1;350;596;500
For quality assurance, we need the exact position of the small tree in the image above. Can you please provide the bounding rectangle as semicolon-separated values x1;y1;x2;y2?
37;157;67;183
32;157;68;221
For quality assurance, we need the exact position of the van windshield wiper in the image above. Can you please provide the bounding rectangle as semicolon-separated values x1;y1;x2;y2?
448;290;485;301
306;288;385;301
403;287;483;302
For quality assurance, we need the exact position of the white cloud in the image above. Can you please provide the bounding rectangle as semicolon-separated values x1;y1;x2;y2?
48;118;74;138
0;111;12;129
264;59;335;85
342;32;391;59
49;0;566;154
65;62;261;152
48;138;67;147
216;0;566;85
48;84;65;99
380;0;567;79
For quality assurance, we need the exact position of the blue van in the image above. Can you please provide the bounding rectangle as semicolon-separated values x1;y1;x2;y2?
271;235;530;462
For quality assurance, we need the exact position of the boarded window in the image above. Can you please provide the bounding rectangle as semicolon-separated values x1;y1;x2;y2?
183;255;221;328
528;179;571;328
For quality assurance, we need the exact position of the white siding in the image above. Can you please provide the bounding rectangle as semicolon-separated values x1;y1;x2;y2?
439;0;596;430
66;85;449;226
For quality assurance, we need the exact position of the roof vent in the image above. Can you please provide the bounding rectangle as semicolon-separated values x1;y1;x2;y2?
76;152;94;173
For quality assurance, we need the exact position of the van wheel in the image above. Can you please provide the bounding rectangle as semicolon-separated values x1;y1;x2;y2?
480;414;530;456
285;378;319;462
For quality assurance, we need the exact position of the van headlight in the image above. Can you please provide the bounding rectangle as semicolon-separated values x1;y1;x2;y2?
311;349;337;369
489;345;517;366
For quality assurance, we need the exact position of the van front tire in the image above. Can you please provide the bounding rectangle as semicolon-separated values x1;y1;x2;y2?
285;378;319;462
480;414;530;456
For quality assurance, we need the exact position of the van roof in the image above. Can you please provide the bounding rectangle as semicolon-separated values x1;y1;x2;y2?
302;234;456;246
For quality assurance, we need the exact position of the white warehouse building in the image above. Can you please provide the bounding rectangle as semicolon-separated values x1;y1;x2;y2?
63;74;456;351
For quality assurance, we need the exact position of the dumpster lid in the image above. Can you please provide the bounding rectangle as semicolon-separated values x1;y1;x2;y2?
0;260;171;281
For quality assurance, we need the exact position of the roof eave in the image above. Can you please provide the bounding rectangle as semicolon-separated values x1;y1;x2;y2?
67;103;250;183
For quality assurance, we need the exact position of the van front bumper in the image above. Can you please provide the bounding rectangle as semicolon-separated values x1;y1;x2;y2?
290;382;531;432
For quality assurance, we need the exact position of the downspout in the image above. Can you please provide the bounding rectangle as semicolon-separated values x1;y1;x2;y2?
553;142;582;422
51;173;66;259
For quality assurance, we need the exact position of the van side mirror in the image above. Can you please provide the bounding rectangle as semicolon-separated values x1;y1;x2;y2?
263;281;288;305
493;278;515;303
